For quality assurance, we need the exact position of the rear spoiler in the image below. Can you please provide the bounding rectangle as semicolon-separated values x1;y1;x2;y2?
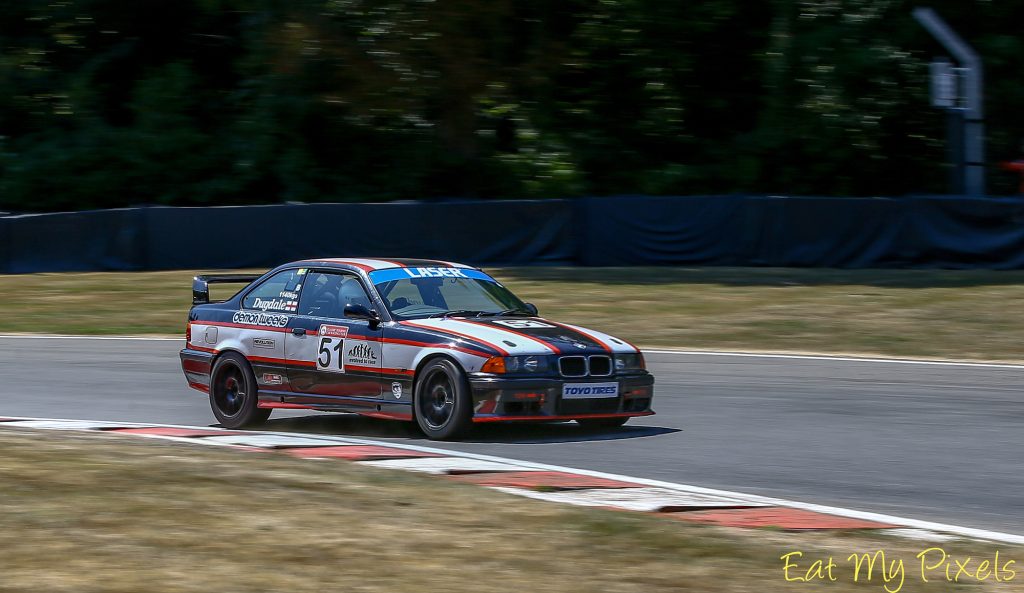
192;274;262;305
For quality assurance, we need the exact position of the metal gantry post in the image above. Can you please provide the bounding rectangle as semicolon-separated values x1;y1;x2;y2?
913;7;985;196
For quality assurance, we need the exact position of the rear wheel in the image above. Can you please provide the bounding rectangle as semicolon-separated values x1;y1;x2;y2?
576;416;629;429
414;358;473;440
210;352;271;428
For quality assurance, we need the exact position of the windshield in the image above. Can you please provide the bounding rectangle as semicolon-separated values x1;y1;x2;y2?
369;267;529;320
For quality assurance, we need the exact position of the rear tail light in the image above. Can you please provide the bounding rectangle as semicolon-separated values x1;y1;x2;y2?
185;324;191;345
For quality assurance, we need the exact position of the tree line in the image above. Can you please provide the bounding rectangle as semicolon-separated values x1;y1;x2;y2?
1;0;1022;211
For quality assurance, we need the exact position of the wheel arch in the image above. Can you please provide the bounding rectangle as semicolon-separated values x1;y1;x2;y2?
411;352;463;399
210;347;248;370
410;352;475;439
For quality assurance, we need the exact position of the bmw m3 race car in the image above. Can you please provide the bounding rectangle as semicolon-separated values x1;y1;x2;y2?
180;258;655;439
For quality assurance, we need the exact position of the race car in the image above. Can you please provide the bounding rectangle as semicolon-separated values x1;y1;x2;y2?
180;258;655;439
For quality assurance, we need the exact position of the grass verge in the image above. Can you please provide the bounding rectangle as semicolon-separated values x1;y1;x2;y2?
1;429;1016;593
4;267;1024;361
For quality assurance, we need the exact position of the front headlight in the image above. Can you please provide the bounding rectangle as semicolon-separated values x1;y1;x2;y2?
505;354;549;374
614;353;645;372
481;355;549;374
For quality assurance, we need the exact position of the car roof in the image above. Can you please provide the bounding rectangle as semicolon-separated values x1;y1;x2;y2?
295;257;475;273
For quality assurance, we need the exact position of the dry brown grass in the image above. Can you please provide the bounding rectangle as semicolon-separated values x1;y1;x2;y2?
4;267;1024;361
1;429;1019;593
500;267;1024;362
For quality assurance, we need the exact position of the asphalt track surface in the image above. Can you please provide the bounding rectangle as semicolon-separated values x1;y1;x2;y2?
1;337;1020;535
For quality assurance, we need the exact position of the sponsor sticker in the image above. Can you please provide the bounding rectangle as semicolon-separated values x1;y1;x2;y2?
369;267;495;285
251;297;297;313
262;373;284;385
232;311;289;328
391;382;403;399
493;319;555;329
345;342;380;367
253;337;276;349
403;267;470;279
561;382;619;399
319;324;349;338
316;334;346;374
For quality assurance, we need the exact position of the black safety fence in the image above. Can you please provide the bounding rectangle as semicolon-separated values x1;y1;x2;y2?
3;195;1024;273
580;195;1024;268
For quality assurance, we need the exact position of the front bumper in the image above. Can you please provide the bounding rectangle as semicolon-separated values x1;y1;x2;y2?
468;372;655;422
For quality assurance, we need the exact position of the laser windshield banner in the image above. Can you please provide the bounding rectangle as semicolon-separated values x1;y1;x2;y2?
369;267;497;285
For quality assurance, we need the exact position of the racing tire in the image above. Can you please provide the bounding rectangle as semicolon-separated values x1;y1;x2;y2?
413;358;474;440
576;417;630;429
209;352;271;429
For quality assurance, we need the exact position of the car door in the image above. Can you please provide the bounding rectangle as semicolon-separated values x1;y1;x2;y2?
284;269;383;406
235;268;304;392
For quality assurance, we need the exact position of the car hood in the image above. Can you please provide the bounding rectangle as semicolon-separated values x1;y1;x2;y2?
401;317;639;357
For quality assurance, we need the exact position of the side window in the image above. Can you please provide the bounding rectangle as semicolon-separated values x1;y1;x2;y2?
297;271;372;319
242;269;305;312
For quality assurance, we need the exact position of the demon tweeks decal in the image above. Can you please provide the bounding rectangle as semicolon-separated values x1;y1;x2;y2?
232;311;289;328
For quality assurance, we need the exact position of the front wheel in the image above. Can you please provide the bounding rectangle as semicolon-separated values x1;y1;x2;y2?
576;416;629;429
414;358;474;440
209;352;271;428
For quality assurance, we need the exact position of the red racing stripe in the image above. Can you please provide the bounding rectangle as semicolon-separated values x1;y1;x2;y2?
453;319;562;355
349;334;487;357
400;320;508;356
541;320;613;353
248;355;313;367
616;336;642;354
380;336;490;359
347;364;414;376
195;322;488;359
247;354;412;376
360;411;414;421
196;321;291;333
257;402;312;409
473;411;655;423
301;258;377;272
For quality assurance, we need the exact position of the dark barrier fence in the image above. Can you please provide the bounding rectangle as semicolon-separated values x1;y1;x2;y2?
580;195;1024;268
142;200;575;270
4;209;148;273
3;195;1024;273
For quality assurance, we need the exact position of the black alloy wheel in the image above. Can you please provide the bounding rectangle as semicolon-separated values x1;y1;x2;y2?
209;352;271;428
414;358;473;440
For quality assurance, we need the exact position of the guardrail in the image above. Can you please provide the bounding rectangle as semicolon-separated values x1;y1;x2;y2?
3;195;1024;272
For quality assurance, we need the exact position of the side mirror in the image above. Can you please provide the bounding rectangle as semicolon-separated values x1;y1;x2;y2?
524;302;539;316
344;303;380;327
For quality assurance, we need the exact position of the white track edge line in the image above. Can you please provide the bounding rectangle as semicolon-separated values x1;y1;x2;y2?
643;349;1024;369
1;334;1021;368
0;334;181;341
2;415;1021;545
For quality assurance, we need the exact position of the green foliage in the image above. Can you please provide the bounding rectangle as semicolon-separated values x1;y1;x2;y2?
1;0;1023;211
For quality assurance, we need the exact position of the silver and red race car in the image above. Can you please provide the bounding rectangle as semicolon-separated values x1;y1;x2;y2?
180;258;654;439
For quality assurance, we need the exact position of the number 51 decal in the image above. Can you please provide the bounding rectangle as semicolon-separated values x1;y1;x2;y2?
316;336;346;373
